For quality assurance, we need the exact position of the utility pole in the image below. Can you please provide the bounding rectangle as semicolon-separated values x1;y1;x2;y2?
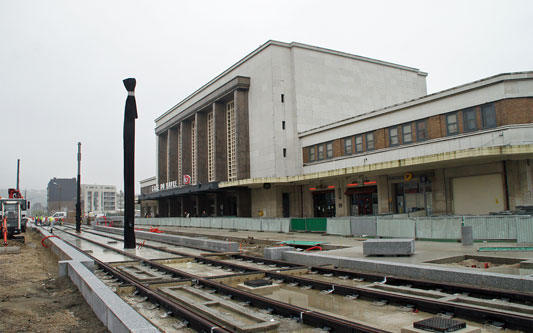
16;159;20;191
76;142;82;233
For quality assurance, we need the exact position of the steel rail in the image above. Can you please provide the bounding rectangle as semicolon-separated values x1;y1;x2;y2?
59;228;392;332
61;227;533;331
60;238;230;332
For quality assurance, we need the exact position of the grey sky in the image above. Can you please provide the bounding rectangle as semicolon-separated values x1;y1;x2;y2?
1;0;532;193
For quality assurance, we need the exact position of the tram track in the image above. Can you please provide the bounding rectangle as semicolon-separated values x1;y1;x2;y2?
57;226;533;332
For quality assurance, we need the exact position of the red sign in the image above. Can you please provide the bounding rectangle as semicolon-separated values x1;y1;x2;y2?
183;174;191;185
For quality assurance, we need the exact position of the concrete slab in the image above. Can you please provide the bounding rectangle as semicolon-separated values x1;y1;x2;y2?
363;239;415;256
264;246;295;260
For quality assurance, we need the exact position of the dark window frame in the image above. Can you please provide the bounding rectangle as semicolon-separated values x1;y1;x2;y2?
344;137;353;155
389;127;399;146
446;112;459;135
402;123;413;144
416;119;427;141
326;142;333;159
309;146;316;162
463;107;477;132
366;132;374;151
481;103;497;129
355;135;363;153
317;144;325;160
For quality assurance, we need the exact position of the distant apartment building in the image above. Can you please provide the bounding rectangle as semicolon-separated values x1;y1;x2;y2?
81;184;117;214
47;177;77;213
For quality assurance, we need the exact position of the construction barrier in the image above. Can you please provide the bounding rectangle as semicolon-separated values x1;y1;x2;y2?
134;215;533;242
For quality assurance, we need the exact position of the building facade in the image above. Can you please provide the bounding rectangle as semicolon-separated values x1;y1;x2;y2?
81;184;117;214
47;177;77;213
139;41;533;218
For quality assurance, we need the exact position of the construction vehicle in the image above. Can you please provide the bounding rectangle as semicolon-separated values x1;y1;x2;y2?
1;189;29;244
2;160;29;245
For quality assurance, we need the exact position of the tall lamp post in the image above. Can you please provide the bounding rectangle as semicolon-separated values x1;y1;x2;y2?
76;142;82;233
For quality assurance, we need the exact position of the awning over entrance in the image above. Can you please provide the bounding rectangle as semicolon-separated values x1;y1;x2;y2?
139;182;219;200
345;186;377;195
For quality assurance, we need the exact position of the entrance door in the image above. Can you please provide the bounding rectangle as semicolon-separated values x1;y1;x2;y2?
313;190;335;217
282;193;290;218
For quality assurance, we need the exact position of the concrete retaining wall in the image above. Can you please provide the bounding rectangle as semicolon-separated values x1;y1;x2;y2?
34;226;159;332
282;250;533;293
94;225;239;252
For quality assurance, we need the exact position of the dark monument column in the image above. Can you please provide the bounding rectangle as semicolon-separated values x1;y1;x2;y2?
123;78;137;249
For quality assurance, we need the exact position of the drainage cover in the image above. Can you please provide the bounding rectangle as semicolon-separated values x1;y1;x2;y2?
244;279;273;288
414;317;466;332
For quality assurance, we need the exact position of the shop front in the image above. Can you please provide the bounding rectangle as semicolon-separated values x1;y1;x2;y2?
345;186;378;216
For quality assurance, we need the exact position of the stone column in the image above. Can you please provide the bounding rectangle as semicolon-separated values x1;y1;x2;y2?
157;132;168;184
377;175;390;214
213;102;227;181
195;112;208;184
234;89;250;180
432;168;447;215
168;126;179;183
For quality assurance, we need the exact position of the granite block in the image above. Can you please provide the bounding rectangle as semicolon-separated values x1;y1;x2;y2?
363;238;415;256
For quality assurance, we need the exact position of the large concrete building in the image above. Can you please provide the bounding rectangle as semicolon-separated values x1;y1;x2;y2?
139;40;533;218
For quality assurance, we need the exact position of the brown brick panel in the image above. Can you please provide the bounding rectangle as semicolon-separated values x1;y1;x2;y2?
333;139;342;157
302;146;309;163
375;129;385;149
497;98;532;126
427;115;441;139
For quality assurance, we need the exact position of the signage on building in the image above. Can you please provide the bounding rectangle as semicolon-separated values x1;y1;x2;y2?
151;180;178;192
183;174;192;185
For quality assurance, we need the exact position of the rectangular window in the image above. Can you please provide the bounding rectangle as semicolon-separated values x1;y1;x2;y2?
226;101;237;181
463;108;477;132
282;121;285;130
355;135;363;153
481;103;496;128
446;113;458;135
309;146;315;162
326;142;333;159
344;137;352;155
402;124;412;143
281;94;284;103
283;148;287;157
317;144;324;160
389;127;399;146
366;132;374;151
207;112;215;182
416;120;427;141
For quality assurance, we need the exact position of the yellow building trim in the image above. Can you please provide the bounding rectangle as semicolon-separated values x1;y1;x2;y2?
218;145;533;188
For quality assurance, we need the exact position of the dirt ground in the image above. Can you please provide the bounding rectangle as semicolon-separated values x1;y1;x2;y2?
0;229;108;333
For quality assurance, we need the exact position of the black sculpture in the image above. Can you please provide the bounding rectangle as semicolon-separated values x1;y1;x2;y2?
123;78;137;248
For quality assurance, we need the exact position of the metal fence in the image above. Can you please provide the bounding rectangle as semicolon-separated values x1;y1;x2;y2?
134;215;533;243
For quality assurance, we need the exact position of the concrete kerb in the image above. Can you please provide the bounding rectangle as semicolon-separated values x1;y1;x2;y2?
281;251;533;293
93;225;239;252
33;226;160;332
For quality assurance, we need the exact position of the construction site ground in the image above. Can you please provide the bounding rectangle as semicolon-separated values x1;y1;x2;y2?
0;230;108;333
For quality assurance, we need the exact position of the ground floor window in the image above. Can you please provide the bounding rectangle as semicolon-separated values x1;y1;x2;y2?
313;190;335;217
394;180;432;214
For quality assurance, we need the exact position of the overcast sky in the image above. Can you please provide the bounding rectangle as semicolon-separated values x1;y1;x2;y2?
1;0;532;193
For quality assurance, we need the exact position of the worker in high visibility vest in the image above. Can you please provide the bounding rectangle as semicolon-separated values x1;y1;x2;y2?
49;216;55;233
